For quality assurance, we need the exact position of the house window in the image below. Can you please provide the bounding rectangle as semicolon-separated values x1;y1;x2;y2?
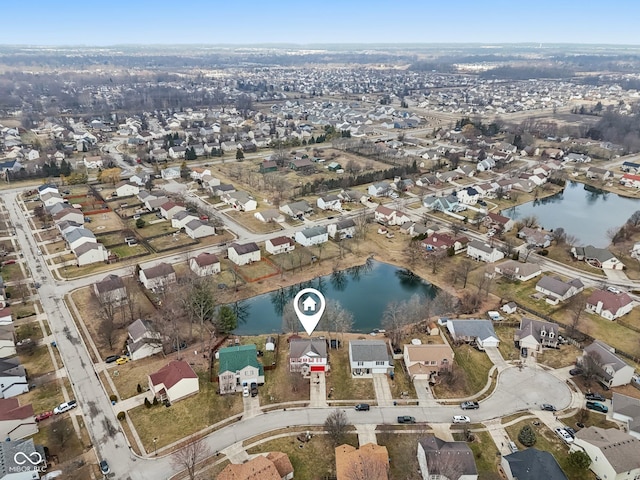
548;332;555;338
375;361;385;366
357;361;364;366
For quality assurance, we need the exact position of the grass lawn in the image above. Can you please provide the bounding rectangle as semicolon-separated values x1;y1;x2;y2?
246;434;359;480
452;430;501;480
0;262;25;281
258;337;309;405
236;258;280;282
561;410;618;430
19;345;55;378
148;232;195;251
111;243;150;258
11;301;39;319
377;432;422;480
15;321;44;342
432;344;493;399
32;416;85;463
505;419;586;480
128;219;177;238
109;356;170;400
495;324;519;362
18;378;70;414
128;372;243;450
326;346;376;401
226;210;282;234
537;344;582;369
389;361;417;399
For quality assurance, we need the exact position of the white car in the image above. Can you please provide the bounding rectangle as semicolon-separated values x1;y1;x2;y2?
53;400;77;415
555;428;574;444
607;286;621;294
452;415;471;424
242;386;250;397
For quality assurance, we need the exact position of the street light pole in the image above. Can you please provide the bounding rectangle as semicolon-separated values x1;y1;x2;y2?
153;437;158;456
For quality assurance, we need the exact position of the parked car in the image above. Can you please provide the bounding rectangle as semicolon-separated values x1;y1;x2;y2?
555;428;574;444
397;416;416;424
115;356;129;365
565;427;577;438
521;347;528;358
35;411;54;422
250;382;258;397
508;441;518;453
585;393;606;402
105;355;119;364
607;286;621;294
99;460;110;475
460;401;479;410
355;403;370;411
452;415;471;424
541;404;556;412
569;367;584;376
242;386;250;397
54;400;77;415
586;401;608;413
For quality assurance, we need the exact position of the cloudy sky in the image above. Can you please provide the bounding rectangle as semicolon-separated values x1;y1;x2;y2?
1;0;638;46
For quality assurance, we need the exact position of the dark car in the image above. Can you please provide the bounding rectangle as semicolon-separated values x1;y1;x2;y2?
355;403;370;411
250;382;258;397
541;404;557;412
585;393;606;402
460;401;479;410
586;401;608;413
521;347;528;358
397;416;416;424
569;368;584;376
105;355;119;364
99;460;110;475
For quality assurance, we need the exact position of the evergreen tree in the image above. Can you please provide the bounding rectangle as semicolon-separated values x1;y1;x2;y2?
236;149;244;161
518;425;536;447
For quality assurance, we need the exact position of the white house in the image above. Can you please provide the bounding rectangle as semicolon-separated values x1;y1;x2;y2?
64;228;96;251
418;435;478;480
114;181;140;198
466;240;505;263
0;398;37;442
570;427;640;480
494;260;541;282
254;209;285;223
184;219;216;239
228;242;261;266
159;202;185;220
75;242;109;266
266;236;295;255
126;319;164;361
457;187;480;205
160;166;181;180
446;319;499;350
139;263;177;292
571;245;625;270
40;191;64;208
514;318;560;356
52;207;84;226
171;211;199;229
316;194;342;211
279;200;313;219
289;338;328;373
148;360;199;404
0;359;28;399
217;345;265;394
348;340;393;377
222;191;257;212
374;205;410;226
535;275;584;304
189;253;221;277
0;326;15;359
295;226;328;247
580;340;635;388
368;182;391;197
586;290;634;321
328;218;356;239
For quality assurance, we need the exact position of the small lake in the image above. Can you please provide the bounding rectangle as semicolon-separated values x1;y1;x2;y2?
502;181;640;248
231;260;439;335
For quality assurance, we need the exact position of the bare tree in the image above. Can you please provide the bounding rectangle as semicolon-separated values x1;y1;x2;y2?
171;435;211;480
566;293;586;336
382;301;407;348
406;239;424;269
426;249;446;274
343;455;389;480
452;259;475;289
97;307;118;351
181;277;216;341
324;409;349;447
48;417;72;449
426;450;464;480
521;215;539;228
552;227;567;246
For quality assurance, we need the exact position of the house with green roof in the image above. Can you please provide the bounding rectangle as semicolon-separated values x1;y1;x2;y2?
217;344;264;394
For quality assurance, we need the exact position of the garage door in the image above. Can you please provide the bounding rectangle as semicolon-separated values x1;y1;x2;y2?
310;366;325;372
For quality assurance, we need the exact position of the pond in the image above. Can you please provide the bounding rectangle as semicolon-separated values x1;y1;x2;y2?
502;181;640;248
230;260;439;335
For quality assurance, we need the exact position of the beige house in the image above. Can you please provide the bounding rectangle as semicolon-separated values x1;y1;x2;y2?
217;345;264;395
514;318;560;356
0;398;37;441
0;325;16;359
189;252;221;277
570;427;640;480
218;452;294;480
94;274;128;307
228;242;261;266
148;360;199;404
139;262;177;292
266;236;295;255
403;344;454;381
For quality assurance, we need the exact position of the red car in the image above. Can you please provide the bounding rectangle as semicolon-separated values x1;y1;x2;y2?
35;411;53;422
2;260;16;266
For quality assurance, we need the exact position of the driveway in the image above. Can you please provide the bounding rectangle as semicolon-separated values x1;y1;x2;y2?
372;374;393;406
485;347;509;371
413;378;438;407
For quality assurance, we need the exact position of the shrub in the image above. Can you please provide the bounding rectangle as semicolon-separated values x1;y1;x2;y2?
568;451;591;470
109;394;117;403
152;397;158;406
538;249;549;256
117;411;125;421
518;425;537;447
137;383;142;394
136;218;145;229
144;398;151;409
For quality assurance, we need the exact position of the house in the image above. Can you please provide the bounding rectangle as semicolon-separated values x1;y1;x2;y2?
620;173;640;189
75;242;110;266
212;184;236;197
348;340;393;377
266;236;295;255
37;184;58;199
417;435;478;480
184;219;216;239
0;308;12;326
168;146;186;159
295;226;328;247
328;218;356;240
571;245;625;270
93;274;129;307
586;290;634;320
494;260;541;282
289;158;314;171
259;160;278;173
317;195;342;211
189;253;221;277
279;200;313;219
217;345;265;394
518;227;552;248
52;207;84;225
228;242;261;266
502;302;517;314
159;202;185;220
218;452;294;480
423;194;460;212
148;360;199;404
222;191;257;212
403;344;454;381
335;443;389;480
0;326;16;359
612;393;640;440
621;161;640;174
160;166;181;180
126;319;163;361
0;439;46;479
421;233;468;254
586;166;613;181
63;228;96;251
0;398;37;441
501;448;567;480
265;337;277;352
368;182;391;197
115;181;140;198
40;191;64;208
338;189;369;204
514;318;560;356
373;205;410;226
570;427;640;480
0;358;28;399
446;319;499;350
139;262;177;292
579;340;635;388
466;240;505;263
289;337;328;373
535;275;584;304
254;209;285;223
457;187;480;205
171;210;199;229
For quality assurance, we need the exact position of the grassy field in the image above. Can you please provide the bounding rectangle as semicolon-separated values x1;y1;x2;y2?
148;232;195;251
128;372;243;450
433;344;493;399
20;345;55;378
226;210;283;234
376;431;422;480
132;219;177;238
326;346;376;401
537;344;582;369
236;258;280;282
452;430;501;480
494;324;519;362
389;360;418;399
111;243;149;258
18;378;70;414
109;355;171;400
258;337;310;405
32;416;85;463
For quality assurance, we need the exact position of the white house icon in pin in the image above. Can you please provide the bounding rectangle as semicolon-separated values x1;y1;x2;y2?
302;295;317;312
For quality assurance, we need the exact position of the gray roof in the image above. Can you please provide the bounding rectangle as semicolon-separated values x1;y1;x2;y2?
516;318;559;342
574;245;616;263
0;358;25;377
299;225;327;238
284;200;313;215
229;242;260;255
468;239;495;254
495;260;541;278
128;319;157;342
142;262;175;279
447;319;497;341
349;340;391;363
335;218;356;230
536;275;583;296
65;227;96;244
575;427;640;472
289;338;327;359
583;340;630;374
612;393;640;435
95;274;125;295
418;435;477;477
0;440;45;477
504;448;568;480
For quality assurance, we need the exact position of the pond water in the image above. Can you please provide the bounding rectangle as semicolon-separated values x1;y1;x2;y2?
501;181;640;248
230;260;439;335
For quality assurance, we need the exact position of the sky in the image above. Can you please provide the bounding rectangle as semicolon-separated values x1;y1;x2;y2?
1;0;639;46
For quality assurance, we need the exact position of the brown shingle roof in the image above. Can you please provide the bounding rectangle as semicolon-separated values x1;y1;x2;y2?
149;361;197;391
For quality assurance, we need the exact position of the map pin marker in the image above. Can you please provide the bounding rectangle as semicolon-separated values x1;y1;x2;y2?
293;288;326;336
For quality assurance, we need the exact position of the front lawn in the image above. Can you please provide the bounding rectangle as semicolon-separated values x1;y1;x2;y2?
19;345;55;378
452;430;500;479
326;346;376;401
377;432;422;480
389;361;417;399
432;344;493;399
17;378;70;413
258;336;309;405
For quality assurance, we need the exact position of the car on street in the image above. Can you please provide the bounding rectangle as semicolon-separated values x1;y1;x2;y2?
460;401;479;410
54;400;77;415
586;401;608;413
105;355;119;364
99;460;110;475
585;393;606;401
555;428;574;444
115;356;129;365
607;286;621;294
541;404;556;412
35;411;54;422
355;403;370;411
452;415;471;424
242;386;250;397
569;367;584;376
397;416;416;424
